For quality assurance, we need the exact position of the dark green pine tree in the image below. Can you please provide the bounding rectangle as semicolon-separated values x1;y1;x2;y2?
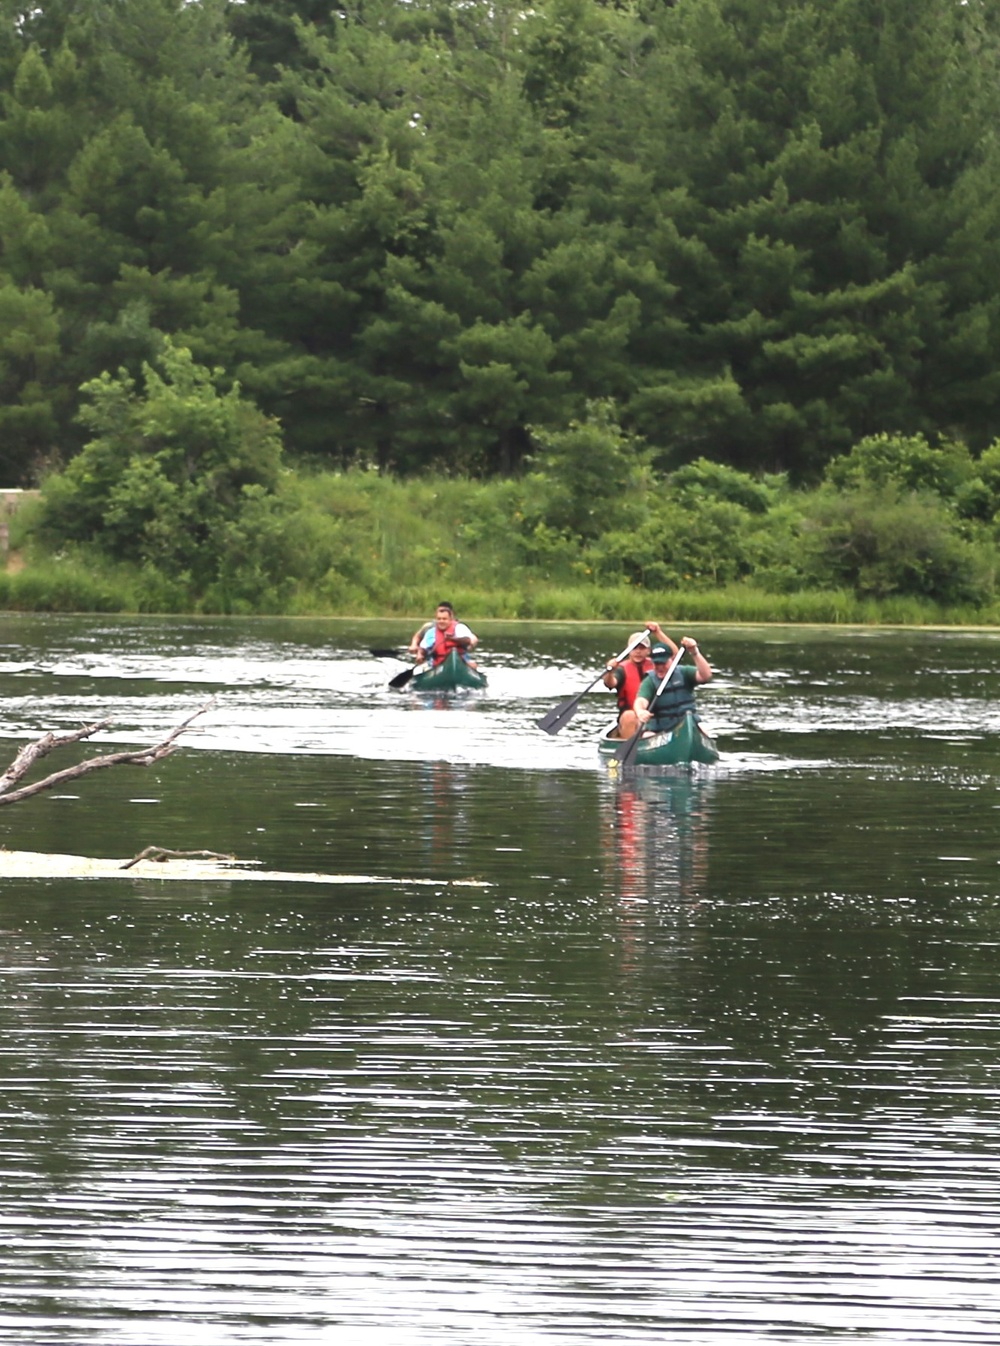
0;0;299;476
0;42;81;478
275;0;659;473
624;0;1000;478
244;0;436;465
224;0;337;82
358;70;581;474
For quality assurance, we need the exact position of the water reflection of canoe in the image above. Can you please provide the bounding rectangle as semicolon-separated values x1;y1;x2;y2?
411;650;488;691
598;713;720;767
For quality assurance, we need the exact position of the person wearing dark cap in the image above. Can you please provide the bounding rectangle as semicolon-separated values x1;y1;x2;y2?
602;621;677;738
634;637;712;735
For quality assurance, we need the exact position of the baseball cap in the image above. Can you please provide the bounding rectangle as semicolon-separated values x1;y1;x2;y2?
649;643;672;662
628;632;650;647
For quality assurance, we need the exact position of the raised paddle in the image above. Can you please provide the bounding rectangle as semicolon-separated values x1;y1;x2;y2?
535;629;653;735
614;643;686;766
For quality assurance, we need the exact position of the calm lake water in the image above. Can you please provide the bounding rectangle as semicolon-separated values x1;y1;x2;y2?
1;615;999;1344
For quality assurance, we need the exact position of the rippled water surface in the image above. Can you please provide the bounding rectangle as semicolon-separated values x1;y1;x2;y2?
1;615;1000;1344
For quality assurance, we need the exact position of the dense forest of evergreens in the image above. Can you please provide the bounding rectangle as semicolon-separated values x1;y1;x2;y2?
6;0;1000;481
4;0;1000;618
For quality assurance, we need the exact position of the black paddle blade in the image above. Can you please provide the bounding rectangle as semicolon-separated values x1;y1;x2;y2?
534;693;584;735
389;666;415;690
370;647;403;659
613;726;644;765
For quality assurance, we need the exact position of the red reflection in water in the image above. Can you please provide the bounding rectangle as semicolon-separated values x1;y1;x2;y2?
602;776;714;906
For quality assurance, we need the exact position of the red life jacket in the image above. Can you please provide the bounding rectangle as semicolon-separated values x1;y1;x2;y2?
617;658;652;711
432;621;463;666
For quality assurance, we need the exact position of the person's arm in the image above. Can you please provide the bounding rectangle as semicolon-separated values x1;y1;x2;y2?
413;625;435;662
631;672;656;725
408;621;433;655
455;622;477;650
680;636;712;684
646;621;678;656
602;663;624;691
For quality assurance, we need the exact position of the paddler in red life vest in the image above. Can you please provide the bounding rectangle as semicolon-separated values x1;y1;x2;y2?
602;622;677;739
410;602;479;670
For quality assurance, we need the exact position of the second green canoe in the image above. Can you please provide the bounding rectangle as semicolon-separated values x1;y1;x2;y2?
410;650;488;691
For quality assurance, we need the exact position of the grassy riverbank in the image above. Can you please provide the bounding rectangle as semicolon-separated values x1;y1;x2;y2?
4;470;1000;627
1;555;996;626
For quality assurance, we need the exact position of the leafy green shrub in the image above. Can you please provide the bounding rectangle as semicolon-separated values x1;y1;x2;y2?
525;400;650;540
12;430;1000;621
667;457;782;515
740;501;814;594
971;440;1000;520
592;492;791;590
517;521;596;582
801;485;995;604
38;340;285;593
824;432;977;500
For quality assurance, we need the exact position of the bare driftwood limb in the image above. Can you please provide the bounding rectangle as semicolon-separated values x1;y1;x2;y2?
0;718;114;797
0;700;214;808
120;846;237;871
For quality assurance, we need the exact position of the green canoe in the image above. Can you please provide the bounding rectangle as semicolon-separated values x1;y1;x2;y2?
598;712;719;767
410;650;488;691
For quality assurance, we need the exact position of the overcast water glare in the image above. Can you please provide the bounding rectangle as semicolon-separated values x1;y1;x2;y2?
0;615;999;1343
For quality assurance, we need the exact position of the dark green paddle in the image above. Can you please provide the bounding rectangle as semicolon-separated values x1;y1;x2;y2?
535;630;653;735
614;644;686;766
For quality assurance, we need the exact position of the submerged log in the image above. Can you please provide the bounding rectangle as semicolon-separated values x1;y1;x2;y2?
120;845;236;870
0;849;491;885
0;700;213;807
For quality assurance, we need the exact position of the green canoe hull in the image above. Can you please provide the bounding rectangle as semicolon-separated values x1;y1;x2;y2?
411;650;488;691
598;712;720;767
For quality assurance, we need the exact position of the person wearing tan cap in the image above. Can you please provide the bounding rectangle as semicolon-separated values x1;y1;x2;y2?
602;622;677;738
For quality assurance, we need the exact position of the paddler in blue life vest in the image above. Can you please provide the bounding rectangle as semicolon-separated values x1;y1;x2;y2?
634;638;712;735
602;622;677;738
409;601;479;670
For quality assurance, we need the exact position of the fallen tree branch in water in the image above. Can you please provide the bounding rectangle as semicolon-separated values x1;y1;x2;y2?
120;845;236;871
0;849;492;884
0;700;214;807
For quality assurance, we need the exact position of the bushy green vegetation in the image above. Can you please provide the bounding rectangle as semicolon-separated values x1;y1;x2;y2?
37;340;288;611
13;368;1000;624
